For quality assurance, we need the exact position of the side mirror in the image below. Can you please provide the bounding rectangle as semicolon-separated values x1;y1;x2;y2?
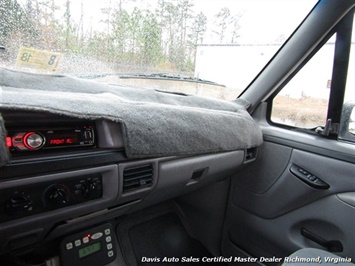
339;101;355;143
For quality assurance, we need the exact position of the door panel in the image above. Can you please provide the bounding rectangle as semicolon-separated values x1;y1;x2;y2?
224;191;355;262
235;142;292;195
232;143;355;219
223;104;355;263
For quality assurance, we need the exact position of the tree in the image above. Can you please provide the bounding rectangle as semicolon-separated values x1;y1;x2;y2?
156;0;195;70
111;9;130;56
64;0;72;48
110;7;162;67
190;12;207;45
101;1;113;37
155;0;166;51
187;11;207;72
177;0;194;45
140;11;162;66
131;7;144;55
31;0;61;49
35;0;60;26
214;7;231;44
85;32;107;60
100;1;115;61
230;12;243;43
0;0;36;45
1;0;210;72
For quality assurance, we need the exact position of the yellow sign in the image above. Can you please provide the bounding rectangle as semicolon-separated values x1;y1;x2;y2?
16;47;62;72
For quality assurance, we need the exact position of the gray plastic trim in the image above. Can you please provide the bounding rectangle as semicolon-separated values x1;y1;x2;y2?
337;192;355;208
175;179;230;256
225;194;355;261
235;142;292;194
253;102;355;163
136;151;244;210
222;238;265;266
232;148;355;219
117;158;160;203
0;165;118;250
95;120;124;149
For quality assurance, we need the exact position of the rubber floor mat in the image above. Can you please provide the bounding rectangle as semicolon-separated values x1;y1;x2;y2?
128;212;224;265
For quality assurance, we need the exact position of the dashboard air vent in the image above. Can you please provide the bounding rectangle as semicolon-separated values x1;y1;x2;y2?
123;164;153;192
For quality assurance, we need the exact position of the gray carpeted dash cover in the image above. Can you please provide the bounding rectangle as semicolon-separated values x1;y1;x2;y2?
0;68;262;161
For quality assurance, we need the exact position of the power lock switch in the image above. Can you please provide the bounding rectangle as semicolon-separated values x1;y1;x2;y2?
290;164;330;190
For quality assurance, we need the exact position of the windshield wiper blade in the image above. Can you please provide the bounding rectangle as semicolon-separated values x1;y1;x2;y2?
75;72;225;87
75;73;118;79
119;73;225;87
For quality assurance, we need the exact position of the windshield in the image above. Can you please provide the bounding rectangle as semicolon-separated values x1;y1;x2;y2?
0;0;317;100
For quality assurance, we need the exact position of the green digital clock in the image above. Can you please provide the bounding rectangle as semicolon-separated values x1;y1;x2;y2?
78;242;102;259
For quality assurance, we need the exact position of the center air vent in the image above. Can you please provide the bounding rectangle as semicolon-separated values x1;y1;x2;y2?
122;164;154;192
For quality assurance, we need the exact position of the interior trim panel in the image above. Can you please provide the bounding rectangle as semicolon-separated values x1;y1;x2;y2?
252;102;355;163
0;165;119;253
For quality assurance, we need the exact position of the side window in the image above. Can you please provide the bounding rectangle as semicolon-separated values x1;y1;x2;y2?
270;11;354;142
271;35;335;129
339;13;355;142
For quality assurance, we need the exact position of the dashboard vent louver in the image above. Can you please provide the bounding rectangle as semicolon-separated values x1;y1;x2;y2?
122;164;153;192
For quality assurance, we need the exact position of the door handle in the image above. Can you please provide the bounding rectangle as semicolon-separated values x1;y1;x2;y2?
301;228;343;252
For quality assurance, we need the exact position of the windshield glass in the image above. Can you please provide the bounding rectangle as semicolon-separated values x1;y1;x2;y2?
0;0;317;100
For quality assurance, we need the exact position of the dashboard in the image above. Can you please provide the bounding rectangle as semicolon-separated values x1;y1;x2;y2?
0;110;251;263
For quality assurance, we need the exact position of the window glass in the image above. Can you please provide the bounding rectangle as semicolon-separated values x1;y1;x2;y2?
0;0;317;101
344;13;355;103
271;35;335;128
342;13;355;136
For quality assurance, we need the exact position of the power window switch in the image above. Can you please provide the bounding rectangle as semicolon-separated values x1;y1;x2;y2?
308;175;316;181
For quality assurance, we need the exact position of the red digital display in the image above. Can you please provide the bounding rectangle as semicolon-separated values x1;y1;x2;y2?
48;133;78;146
49;138;76;145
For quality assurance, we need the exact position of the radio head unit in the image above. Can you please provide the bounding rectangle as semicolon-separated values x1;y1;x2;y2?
7;124;95;152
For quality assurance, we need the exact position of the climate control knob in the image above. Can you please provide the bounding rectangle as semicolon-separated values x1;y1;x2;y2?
80;180;98;199
43;184;70;207
4;193;33;215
